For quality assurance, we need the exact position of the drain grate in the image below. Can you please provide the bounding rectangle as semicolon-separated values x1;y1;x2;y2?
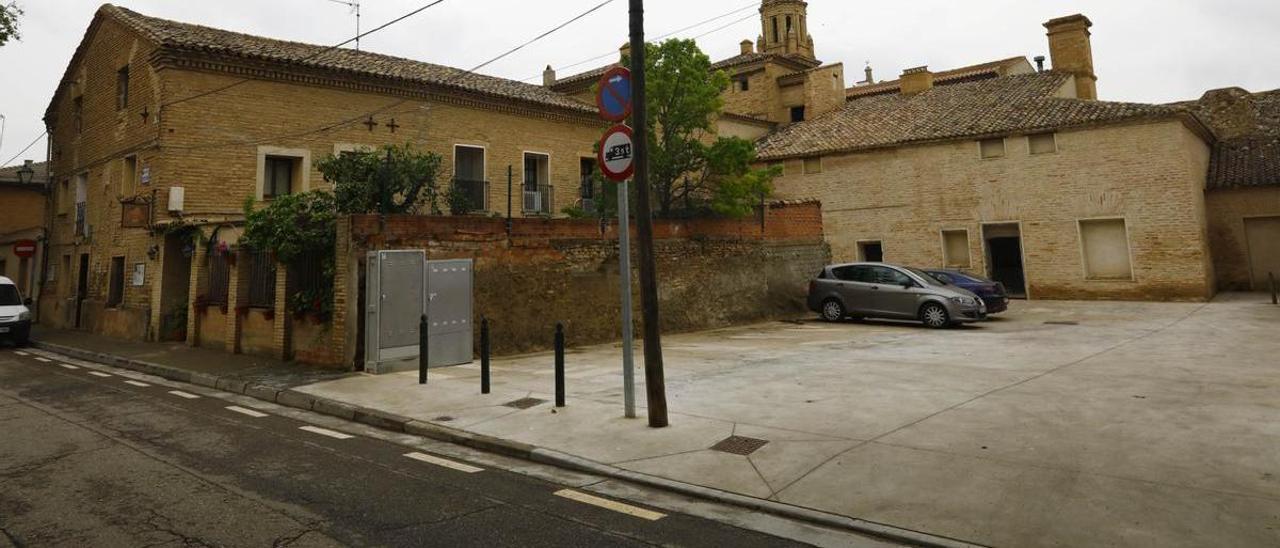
503;397;548;410
1044;321;1080;326
710;436;770;456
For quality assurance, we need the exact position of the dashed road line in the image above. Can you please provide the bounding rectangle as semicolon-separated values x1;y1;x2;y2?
403;452;484;473
88;371;112;378
226;406;269;418
34;357;51;363
58;363;81;370
123;380;151;388
299;425;354;440
13;351;30;356
168;390;200;399
553;489;666;521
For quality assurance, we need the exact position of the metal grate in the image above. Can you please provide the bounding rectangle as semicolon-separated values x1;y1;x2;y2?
246;251;276;308
710;436;770;456
206;253;230;305
503;397;548;410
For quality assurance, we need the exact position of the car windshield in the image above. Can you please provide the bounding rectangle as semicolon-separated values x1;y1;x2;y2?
0;284;21;306
903;267;946;286
945;271;988;284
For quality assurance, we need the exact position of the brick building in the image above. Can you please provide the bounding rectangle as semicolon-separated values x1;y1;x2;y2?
0;160;48;304
40;4;606;352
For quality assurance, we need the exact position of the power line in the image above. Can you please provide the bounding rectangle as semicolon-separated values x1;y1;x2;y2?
690;12;757;41
470;0;617;75
1;131;46;168
162;0;448;109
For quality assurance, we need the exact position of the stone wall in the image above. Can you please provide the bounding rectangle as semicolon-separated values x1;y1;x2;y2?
335;201;828;365
1206;186;1280;290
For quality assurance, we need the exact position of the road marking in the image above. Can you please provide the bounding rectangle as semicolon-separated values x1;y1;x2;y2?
34;357;51;362
553;489;666;521
168;390;200;399
88;371;112;378
58;363;81;370
13;351;30;356
226;406;269;418
299;425;353;440
123;380;151;387
403;452;484;473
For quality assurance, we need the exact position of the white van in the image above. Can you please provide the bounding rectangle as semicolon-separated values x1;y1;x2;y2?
0;276;32;346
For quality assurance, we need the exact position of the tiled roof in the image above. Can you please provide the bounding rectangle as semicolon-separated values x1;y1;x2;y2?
847;57;1031;99
550;63;619;93
758;71;1187;160
102;5;592;114
1208;138;1280;189
553;51;816;93
0;161;49;186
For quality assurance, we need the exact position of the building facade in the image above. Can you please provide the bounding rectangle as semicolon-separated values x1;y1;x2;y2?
0;161;48;305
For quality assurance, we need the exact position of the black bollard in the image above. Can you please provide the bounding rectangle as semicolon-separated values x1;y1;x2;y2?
419;314;428;385
480;317;491;394
554;323;565;407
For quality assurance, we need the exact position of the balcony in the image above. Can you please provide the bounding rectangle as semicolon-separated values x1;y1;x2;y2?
450;179;489;215
522;185;553;216
75;202;87;236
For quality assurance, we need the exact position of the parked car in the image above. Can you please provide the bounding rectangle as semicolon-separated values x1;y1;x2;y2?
0;276;33;346
922;269;1010;314
807;263;987;328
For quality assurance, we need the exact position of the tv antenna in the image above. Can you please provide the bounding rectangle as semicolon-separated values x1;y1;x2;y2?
326;0;362;51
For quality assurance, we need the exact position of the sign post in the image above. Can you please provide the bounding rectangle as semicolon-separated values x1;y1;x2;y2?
596;69;638;419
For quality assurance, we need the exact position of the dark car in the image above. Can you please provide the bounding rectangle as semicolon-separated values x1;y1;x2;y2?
922;270;1010;314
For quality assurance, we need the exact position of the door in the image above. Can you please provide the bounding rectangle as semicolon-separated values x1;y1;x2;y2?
868;266;920;319
1245;216;1280;290
426;259;474;367
983;224;1026;298
159;234;193;341
75;254;89;328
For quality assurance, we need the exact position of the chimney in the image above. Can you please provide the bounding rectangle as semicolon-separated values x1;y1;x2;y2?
542;65;556;87
740;39;754;55
1033;55;1046;72
899;66;933;95
862;64;874;85
1044;14;1097;100
619;42;631;61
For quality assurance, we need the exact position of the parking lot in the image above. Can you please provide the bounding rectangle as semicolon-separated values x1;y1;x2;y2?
300;293;1280;546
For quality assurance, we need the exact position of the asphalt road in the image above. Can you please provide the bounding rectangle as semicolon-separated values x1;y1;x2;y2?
0;347;809;547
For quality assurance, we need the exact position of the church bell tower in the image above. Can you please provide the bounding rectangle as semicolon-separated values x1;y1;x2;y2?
757;0;816;60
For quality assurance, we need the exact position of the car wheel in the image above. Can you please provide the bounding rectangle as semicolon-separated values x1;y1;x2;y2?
920;303;951;329
820;299;846;322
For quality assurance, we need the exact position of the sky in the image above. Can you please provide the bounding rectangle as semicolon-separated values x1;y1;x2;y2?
2;0;1279;167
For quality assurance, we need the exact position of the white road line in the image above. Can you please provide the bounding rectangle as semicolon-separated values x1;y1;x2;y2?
13;351;30;356
168;390;200;399
34;357;51;363
123;380;151;387
299;425;354;440
88;371;112;378
226;406;269;418
553;489;666;521
403;452;484;473
58;363;81;370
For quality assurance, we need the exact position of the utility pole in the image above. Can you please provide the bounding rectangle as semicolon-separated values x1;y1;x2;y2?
628;0;668;428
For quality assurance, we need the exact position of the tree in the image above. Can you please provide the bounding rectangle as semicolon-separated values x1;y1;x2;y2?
0;2;20;47
241;192;338;316
625;39;778;218
315;143;445;215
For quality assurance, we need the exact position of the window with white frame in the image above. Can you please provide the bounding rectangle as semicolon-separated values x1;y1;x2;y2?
257;147;310;201
1079;219;1134;280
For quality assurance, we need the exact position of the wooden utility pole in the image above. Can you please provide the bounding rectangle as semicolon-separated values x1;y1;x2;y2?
629;0;668;428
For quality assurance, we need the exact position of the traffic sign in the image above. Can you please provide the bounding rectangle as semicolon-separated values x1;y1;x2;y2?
12;240;36;259
598;125;635;181
595;67;633;123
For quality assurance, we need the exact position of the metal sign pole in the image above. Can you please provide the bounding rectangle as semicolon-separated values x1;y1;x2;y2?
618;180;636;418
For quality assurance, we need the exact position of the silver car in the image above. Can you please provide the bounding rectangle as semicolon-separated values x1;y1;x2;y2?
807;263;987;328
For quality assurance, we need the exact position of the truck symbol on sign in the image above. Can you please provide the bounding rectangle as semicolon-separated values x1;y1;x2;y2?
606;143;632;162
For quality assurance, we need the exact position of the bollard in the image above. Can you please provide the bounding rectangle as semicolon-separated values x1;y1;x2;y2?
419;314;429;385
480;317;491;394
554;323;565;407
1271;272;1277;305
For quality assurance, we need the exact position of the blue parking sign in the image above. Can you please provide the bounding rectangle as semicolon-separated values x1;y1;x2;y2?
596;67;633;122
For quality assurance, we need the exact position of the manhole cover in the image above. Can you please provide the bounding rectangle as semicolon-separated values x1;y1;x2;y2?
710;436;770;456
503;397;547;410
1044;321;1079;326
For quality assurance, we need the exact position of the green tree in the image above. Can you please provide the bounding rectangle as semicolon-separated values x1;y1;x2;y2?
315;143;445;215
624;39;778;218
241;192;336;265
0;2;21;47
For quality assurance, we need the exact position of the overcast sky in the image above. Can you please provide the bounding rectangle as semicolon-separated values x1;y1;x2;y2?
2;0;1278;166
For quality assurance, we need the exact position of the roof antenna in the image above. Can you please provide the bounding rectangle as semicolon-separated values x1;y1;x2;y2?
1034;55;1046;72
326;0;362;51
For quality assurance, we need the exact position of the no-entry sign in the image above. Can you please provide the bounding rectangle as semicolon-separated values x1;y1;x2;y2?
596;67;633;123
12;240;36;258
598;125;635;181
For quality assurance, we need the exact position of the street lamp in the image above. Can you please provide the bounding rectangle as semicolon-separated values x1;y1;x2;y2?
16;161;35;184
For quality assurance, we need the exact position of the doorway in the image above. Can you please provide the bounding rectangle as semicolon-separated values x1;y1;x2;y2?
983;223;1026;298
75;253;89;328
1244;216;1280;291
159;234;193;341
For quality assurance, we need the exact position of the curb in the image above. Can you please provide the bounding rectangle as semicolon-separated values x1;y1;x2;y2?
31;339;983;548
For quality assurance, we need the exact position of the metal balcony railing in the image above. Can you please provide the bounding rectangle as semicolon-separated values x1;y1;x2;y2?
451;179;489;214
522;185;553;216
75;202;87;236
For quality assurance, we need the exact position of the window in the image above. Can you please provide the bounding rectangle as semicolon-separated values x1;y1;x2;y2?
579;158;598;214
206;253;230;305
803;157;822;175
122;155;138;196
858;241;884;263
870;266;912;286
61;255;71;287
73;96;84;134
453;146;488;213
523;153;551;214
116;66;130;111
263;156;295;199
772;17;779;43
246;250;276;309
1079;219;1133;280
786;15;793;34
979;138;1006;159
75;173;88;236
790;106;806;123
942;229;971;268
739;78;750;92
107;256;125;308
1029;133;1057;155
